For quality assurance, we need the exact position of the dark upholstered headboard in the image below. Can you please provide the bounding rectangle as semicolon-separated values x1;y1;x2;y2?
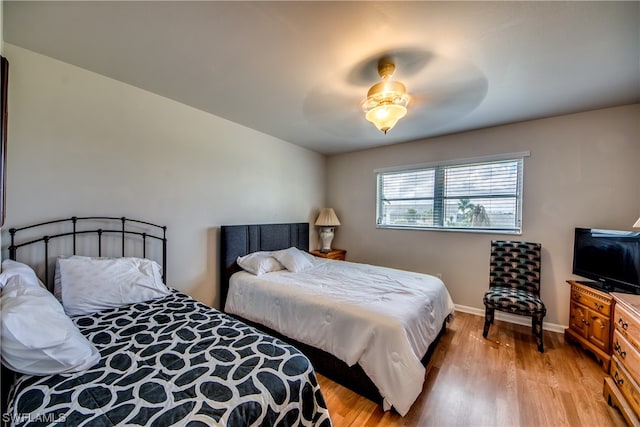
219;222;309;310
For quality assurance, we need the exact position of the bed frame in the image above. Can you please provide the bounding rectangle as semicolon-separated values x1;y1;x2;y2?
220;222;447;406
1;216;167;419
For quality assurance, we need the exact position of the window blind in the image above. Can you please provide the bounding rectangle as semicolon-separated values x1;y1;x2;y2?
376;157;524;233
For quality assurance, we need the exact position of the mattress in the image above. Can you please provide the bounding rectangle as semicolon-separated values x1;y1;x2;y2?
225;258;455;416
6;290;332;427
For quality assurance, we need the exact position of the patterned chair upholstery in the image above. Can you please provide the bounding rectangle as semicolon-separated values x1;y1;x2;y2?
482;240;546;352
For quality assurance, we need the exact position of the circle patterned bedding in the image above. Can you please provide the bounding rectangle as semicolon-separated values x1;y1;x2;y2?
6;290;332;427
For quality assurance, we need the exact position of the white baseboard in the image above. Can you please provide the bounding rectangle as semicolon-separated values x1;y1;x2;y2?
455;304;566;334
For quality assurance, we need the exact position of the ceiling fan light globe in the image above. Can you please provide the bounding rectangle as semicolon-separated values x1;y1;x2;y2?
365;104;407;134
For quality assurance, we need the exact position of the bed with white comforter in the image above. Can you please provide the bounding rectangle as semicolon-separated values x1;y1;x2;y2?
225;257;455;416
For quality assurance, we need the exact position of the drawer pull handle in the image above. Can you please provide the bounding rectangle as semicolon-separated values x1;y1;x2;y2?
593;302;604;311
581;318;590;326
573;293;582;301
614;371;624;386
618;317;629;330
615;342;627;358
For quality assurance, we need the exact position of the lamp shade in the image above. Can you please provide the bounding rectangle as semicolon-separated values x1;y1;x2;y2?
634;216;640;228
315;208;341;226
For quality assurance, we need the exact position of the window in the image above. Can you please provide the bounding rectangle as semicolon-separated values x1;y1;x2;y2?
376;154;526;233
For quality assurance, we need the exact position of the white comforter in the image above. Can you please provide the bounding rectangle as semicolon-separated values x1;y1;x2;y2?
225;258;455;416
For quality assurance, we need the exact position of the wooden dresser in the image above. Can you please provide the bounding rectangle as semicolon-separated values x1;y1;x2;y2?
565;280;613;371
604;292;640;426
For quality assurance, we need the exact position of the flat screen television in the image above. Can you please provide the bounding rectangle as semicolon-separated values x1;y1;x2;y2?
573;227;640;293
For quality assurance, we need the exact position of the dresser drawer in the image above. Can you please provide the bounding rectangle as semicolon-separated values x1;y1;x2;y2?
615;303;640;352
611;357;640;418
614;329;640;381
571;287;611;316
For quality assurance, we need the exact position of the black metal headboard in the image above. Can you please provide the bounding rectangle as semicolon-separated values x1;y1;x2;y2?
6;216;167;290
220;222;309;310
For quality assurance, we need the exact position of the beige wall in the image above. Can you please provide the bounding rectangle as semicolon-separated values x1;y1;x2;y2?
2;44;326;308
327;105;640;328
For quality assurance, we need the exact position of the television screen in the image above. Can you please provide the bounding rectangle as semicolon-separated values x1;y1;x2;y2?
573;228;640;292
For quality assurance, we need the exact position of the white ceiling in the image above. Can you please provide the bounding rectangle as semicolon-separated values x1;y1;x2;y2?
4;1;640;155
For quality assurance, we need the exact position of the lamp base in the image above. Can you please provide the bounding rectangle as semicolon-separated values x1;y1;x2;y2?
318;227;335;253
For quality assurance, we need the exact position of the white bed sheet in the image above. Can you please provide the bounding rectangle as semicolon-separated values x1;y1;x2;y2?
225;258;455;416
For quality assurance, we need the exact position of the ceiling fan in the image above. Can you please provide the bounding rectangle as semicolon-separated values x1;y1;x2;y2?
303;47;488;141
361;57;411;134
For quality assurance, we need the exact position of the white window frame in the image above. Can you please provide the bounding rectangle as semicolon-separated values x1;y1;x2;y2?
375;152;529;234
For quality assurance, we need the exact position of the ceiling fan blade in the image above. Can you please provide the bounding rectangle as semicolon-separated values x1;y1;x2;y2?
303;87;371;137
408;75;489;130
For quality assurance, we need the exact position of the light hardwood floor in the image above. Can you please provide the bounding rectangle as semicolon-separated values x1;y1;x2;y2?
317;311;627;427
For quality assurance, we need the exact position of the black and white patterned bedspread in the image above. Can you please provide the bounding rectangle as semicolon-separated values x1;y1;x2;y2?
6;290;332;426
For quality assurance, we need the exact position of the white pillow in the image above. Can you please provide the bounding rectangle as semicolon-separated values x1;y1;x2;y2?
272;247;314;272
0;272;100;375
54;256;163;303
0;259;46;290
237;252;284;276
59;257;170;316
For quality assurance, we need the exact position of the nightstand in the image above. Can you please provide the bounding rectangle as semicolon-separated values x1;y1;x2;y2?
310;249;346;261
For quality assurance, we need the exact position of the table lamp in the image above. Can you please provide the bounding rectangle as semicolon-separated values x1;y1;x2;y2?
315;208;341;253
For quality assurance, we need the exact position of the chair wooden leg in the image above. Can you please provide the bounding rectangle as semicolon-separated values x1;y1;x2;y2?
533;315;544;352
483;307;494;338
